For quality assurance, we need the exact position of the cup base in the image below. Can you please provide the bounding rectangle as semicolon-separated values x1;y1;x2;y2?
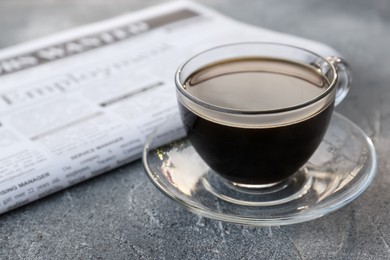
202;170;312;207
142;112;377;226
230;180;287;189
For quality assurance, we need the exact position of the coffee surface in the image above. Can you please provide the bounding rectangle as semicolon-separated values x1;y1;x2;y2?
184;58;329;111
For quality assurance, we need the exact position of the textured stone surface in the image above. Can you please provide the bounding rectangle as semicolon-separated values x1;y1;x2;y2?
0;0;390;259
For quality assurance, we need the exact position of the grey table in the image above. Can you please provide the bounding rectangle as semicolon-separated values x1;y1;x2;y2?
0;1;389;259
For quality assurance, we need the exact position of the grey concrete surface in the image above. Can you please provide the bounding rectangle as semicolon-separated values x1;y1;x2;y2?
0;0;389;259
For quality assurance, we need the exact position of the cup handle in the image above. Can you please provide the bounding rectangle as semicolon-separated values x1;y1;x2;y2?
326;56;352;106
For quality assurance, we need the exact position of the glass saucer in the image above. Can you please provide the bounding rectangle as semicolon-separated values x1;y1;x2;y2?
142;112;377;226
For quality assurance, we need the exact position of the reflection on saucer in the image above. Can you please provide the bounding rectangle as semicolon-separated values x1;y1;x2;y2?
161;143;208;196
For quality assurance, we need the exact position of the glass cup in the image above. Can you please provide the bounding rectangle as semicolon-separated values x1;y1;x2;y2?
175;42;351;189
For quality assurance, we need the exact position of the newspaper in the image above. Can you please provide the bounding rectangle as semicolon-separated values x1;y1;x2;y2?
0;1;339;214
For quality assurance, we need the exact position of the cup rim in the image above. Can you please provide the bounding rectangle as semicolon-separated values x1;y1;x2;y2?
175;42;338;115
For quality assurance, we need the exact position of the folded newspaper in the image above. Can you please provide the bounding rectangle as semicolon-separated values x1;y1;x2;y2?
0;1;340;214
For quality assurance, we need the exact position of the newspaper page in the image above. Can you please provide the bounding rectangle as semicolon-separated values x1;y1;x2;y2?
0;1;338;214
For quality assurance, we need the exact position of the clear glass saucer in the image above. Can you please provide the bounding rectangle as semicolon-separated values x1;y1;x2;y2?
142;112;377;226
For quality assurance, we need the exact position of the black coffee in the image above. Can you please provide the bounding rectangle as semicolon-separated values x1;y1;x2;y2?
179;58;334;185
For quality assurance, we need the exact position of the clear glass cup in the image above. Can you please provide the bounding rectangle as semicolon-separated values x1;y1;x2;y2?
175;42;352;189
